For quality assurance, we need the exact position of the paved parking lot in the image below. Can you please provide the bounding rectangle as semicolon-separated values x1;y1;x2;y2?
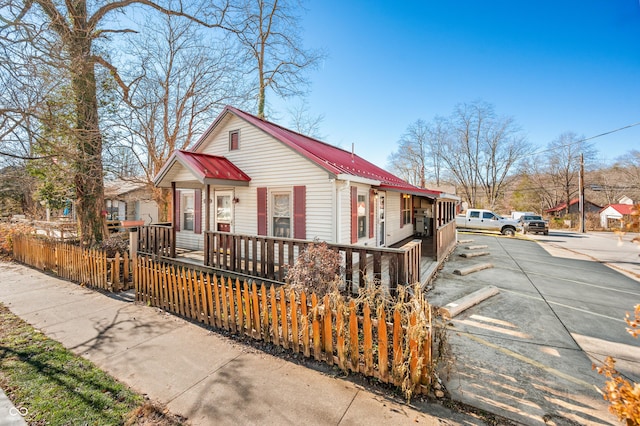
429;231;640;425
527;230;640;280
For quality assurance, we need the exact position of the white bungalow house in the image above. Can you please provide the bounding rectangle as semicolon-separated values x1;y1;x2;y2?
599;196;635;230
149;106;458;290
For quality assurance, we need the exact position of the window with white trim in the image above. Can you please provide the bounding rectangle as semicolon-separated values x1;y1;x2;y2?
182;193;194;231
272;192;291;238
401;194;412;226
357;194;367;238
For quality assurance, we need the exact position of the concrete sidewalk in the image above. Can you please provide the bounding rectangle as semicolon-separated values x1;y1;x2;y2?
0;261;481;426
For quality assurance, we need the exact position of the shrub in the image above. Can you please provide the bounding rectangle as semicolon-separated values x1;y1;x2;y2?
99;235;129;258
286;240;343;298
0;222;35;259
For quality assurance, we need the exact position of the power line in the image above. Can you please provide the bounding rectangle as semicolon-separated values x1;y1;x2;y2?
530;121;640;156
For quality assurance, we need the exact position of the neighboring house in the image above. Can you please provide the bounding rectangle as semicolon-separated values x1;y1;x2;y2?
618;195;634;205
153;106;458;259
544;198;602;217
599;197;636;229
104;180;159;225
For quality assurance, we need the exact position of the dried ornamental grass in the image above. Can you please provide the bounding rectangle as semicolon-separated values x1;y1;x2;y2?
594;305;640;425
0;222;35;258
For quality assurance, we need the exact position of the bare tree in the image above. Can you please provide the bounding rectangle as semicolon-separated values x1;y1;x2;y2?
0;2;65;164
108;11;247;221
586;166;634;206
388;119;430;188
477;114;529;209
438;101;530;209
287;100;324;139
224;0;323;118
544;132;597;211
439;102;485;207
0;0;229;246
616;150;640;196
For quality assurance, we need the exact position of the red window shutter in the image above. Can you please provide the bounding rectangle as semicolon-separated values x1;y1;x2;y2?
369;189;375;238
257;187;267;236
399;194;404;229
230;131;239;150
194;189;202;234
293;186;306;239
175;190;181;231
350;186;357;244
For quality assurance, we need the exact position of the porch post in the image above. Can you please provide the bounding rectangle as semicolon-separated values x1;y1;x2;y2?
431;201;439;257
171;182;177;258
204;184;211;267
205;184;211;232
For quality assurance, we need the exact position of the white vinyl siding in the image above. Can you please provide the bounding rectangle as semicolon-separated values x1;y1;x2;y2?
334;182;375;246
175;189;204;250
385;192;414;245
336;181;351;244
174;167;198;183
175;232;204;250
199;115;334;242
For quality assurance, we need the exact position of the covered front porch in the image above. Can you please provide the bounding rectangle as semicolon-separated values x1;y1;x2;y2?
135;218;456;297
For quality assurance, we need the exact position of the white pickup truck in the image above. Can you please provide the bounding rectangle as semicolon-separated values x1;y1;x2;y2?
455;209;520;236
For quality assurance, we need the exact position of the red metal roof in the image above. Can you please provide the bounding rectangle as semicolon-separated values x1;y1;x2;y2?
196;106;442;197
153;150;251;186
545;198;603;213
545;199;574;213
175;150;250;182
602;204;635;215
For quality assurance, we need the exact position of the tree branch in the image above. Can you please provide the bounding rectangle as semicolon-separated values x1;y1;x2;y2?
0;0;34;30
88;0;229;33
94;28;138;38
91;55;136;103
0;150;52;160
33;0;72;42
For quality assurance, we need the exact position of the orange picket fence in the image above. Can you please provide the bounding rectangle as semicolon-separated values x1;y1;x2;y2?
135;256;434;395
11;234;131;292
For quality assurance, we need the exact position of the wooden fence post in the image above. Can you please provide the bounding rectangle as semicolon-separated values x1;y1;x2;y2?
130;229;138;289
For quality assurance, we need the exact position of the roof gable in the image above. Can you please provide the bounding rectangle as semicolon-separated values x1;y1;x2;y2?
602;204;635;215
192;106;442;197
154;150;251;188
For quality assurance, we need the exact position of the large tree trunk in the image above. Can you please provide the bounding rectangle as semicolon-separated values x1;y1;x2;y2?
71;39;106;247
257;81;266;119
152;186;172;222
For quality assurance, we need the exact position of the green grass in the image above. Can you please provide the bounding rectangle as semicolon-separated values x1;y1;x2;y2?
0;303;181;425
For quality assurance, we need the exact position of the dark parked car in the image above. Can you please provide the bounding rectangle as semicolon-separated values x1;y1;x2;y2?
518;215;549;235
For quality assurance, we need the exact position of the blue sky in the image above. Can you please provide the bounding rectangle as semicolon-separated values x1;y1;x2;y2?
272;0;640;169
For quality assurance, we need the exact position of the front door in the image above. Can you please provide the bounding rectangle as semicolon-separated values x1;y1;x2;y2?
215;191;233;232
378;192;386;246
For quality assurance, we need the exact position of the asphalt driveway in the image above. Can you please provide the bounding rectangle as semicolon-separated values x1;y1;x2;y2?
429;231;640;425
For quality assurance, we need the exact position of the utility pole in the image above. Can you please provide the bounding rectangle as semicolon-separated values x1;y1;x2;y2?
579;153;585;233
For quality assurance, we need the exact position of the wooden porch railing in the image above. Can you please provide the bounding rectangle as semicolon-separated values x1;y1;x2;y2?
204;231;421;296
435;221;456;261
137;224;174;258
